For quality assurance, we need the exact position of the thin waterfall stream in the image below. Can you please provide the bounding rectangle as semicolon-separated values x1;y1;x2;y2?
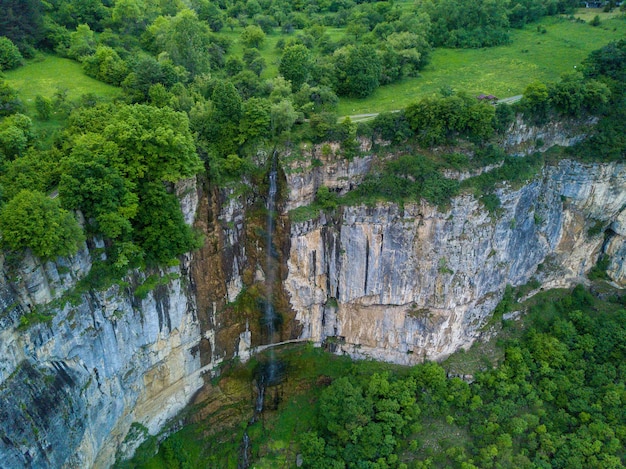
263;150;279;383
238;151;284;469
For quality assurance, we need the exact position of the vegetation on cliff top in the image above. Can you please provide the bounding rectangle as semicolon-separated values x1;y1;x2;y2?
0;0;624;264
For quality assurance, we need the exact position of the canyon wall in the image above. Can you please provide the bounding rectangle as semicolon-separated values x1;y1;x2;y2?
2;117;626;467
286;158;626;364
0;181;205;469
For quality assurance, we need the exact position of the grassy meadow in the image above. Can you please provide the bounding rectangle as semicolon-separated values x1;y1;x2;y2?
4;53;121;107
337;11;626;116
3;53;121;133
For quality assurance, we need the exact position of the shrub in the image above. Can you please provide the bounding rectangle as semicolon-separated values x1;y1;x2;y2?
35;95;53;120
0;36;23;71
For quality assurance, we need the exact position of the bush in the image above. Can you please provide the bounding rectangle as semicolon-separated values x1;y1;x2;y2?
315;186;338;210
0;189;84;259
35;95;53;120
0;36;23;71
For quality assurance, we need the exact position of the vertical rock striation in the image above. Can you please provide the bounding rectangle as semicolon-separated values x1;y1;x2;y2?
286;160;626;364
0;179;204;468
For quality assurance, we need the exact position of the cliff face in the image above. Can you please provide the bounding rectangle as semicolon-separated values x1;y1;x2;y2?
2;128;626;467
286;160;626;363
0;180;204;469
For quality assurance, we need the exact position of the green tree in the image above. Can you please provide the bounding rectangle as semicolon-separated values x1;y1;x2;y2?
192;0;225;32
58;155;137;240
279;44;312;91
101;104;202;183
240;24;266;49
0;189;84;259
122;55;188;103
82;46;129;85
521;81;550;120
0;148;59;200
63;24;96;60
238;97;271;144
0;113;33;160
111;0;150;34
0;36;23;70
147;9;214;76
34;95;52;120
0;80;22;116
212;80;243;123
0;0;44;51
134;182;201;264
333;44;382;98
270;99;298;136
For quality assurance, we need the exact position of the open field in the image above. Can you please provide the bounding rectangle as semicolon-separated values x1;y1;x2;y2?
337;12;626;115
3;53;121;111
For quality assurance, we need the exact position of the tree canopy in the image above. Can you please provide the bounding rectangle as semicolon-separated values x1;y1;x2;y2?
0;189;84;259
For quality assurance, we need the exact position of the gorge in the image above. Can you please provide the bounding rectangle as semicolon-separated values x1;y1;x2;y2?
1;121;626;467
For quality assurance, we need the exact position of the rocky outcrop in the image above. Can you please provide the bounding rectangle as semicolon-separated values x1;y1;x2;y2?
284;142;374;211
503;116;596;155
286;160;626;364
3;130;626;467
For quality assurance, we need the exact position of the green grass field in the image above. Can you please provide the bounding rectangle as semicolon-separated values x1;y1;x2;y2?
337;11;626;116
3;53;121;134
3;53;121;111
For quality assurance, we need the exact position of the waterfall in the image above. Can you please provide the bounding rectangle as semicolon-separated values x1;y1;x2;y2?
264;150;278;345
238;432;251;469
263;150;280;385
239;151;282;469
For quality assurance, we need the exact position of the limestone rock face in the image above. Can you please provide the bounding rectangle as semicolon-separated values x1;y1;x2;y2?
284;143;374;211
286;160;626;363
0;179;204;469
3;133;626;469
503;116;596;155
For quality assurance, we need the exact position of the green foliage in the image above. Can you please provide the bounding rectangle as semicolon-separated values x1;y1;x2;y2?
279;44;311;91
0;36;23;71
33;101;204;267
0;0;44;51
82;46;128;86
333;44;382;98
425;0;511;48
240;25;266;49
58;156;137;239
34;95;52;120
134;272;180;300
354;154;459;207
0;189;84;259
0;79;23;117
315;186;338;211
588;255;610;281
370;111;412;144
303;372;420;467
405;93;495;146
0;113;34;160
270;99;298;136
238;97;271;144
146;9;216;76
462;152;544;197
583;39;626;83
0;148;59;200
61;24;96;60
134;182;202;265
549;71;611;117
17;309;54;330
